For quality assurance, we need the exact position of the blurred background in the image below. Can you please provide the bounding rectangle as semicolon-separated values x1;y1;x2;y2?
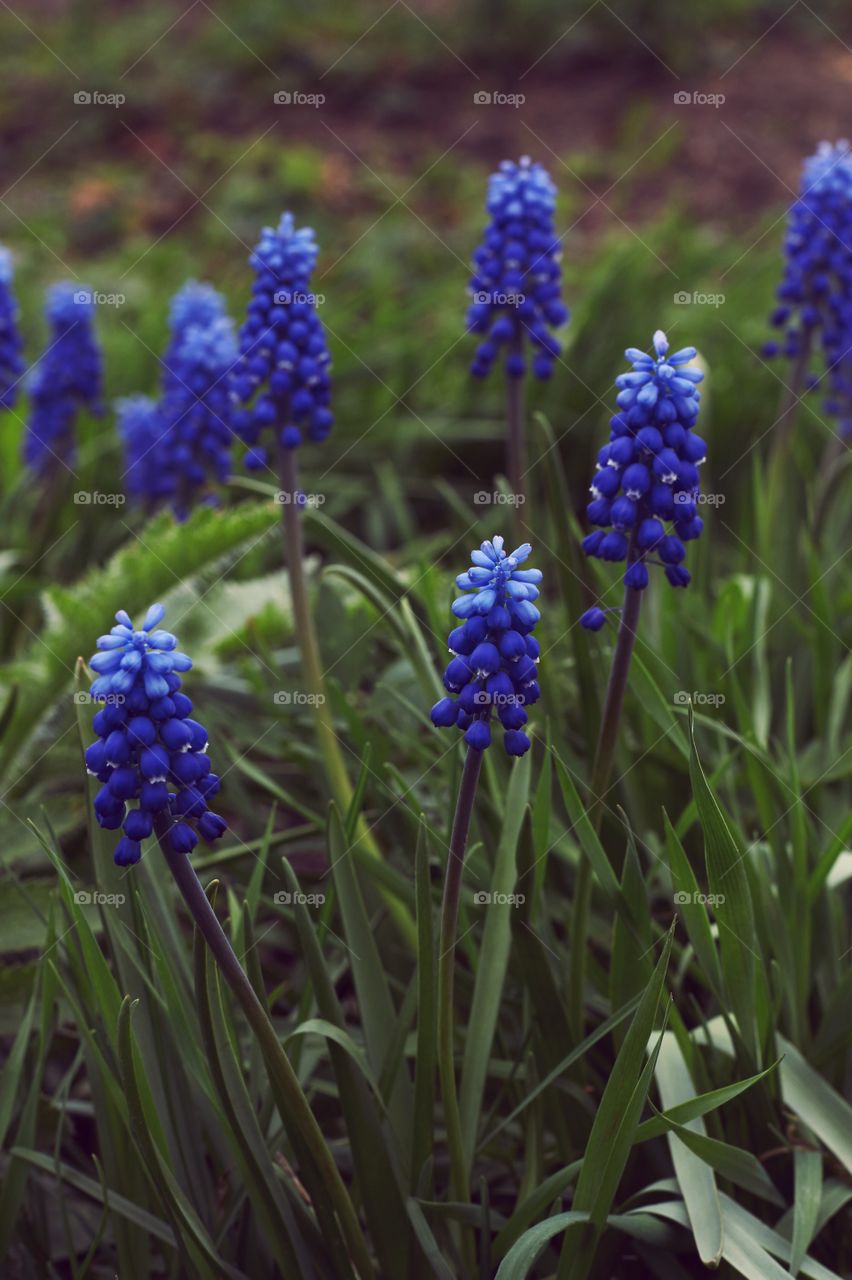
1;0;852;529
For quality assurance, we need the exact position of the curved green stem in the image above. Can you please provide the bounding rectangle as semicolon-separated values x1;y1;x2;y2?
506;329;526;530
437;745;482;1271
154;816;375;1280
277;447;415;948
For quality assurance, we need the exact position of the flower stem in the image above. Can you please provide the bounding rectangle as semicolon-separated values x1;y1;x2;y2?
277;446;415;948
437;744;482;1257
506;330;526;516
153;816;375;1280
568;556;643;1032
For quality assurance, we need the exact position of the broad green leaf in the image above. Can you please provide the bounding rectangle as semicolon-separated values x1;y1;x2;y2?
790;1150;822;1277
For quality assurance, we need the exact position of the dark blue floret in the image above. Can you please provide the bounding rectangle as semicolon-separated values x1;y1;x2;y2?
430;536;542;757
24;283;102;473
86;604;226;867
0;248;24;410
581;330;705;600
229;213;333;469
466;157;569;381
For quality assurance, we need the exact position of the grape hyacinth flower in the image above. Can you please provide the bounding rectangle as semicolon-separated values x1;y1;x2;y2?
157;315;237;517
764;141;852;372
0;247;24;410
162;280;229;392
466;157;568;381
24;283;102;473
580;329;705;625
230;212;333;470
431;536;542;757
86;604;226;867
118;395;171;508
465;158;568;507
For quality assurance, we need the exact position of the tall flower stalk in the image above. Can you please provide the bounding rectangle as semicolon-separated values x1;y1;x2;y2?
85;605;374;1279
231;213;413;943
467;158;568;508
572;332;705;1027
431;536;542;1215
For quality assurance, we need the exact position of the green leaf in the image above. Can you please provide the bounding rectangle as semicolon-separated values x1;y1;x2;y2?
459;752;530;1172
648;1099;783;1204
790;1150;822;1277
688;709;761;1060
412;819;437;1193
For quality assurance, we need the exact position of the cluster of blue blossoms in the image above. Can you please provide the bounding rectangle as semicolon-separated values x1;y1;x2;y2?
466;157;568;381
230;213;333;468
24;283;102;473
580;331;706;629
0;248;23;410
121;282;237;517
431;537;542;756
86;605;226;867
765;141;852;369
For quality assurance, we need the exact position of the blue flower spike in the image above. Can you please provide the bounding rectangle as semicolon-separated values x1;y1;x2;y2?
230;212;333;469
86;605;226;866
24;282;102;473
0;247;24;410
431;537;542;757
765;141;852;370
581;330;706;602
466;157;568;380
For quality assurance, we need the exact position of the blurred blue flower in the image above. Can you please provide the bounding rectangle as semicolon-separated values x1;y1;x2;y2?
230;213;333;469
765;141;852;367
0;248;24;410
120;283;237;517
580;330;705;608
86;604;226;866
24;283;102;473
466;157;568;380
431;536;542;756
